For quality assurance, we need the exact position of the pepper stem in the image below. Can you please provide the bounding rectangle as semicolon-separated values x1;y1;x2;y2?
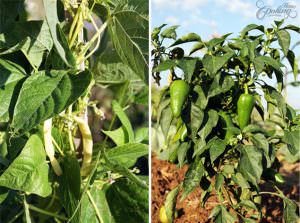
244;84;248;94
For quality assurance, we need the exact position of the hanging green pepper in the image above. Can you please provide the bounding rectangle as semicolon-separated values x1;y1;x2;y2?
237;85;255;129
219;111;234;141
170;80;190;118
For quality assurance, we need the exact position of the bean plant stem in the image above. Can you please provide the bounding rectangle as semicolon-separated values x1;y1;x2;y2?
7;210;24;223
87;190;104;223
28;204;68;221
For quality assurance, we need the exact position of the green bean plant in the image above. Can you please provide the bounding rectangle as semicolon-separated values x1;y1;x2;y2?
0;0;149;222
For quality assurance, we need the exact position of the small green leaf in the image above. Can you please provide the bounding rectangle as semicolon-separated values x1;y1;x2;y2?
284;25;300;34
161;25;179;40
283;197;300;223
203;52;234;75
103;152;148;189
103;127;128;146
170;33;201;47
181;158;205;200
251;133;271;168
0;59;26;122
215;174;224;191
238;145;263;186
240;24;264;38
164;186;180;222
0;135;52;197
208;72;234;98
176;58;198;83
277;29;290;56
106;143;148;168
152;24;167;40
232;172;250;188
209;205;237;223
189;42;206;55
153;60;176;72
190;103;204;139
282;130;300;155
43;0;75;67
287;50;299;80
209;138;226;163
112;100;135;142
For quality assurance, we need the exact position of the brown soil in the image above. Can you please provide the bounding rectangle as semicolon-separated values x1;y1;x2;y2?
151;155;300;223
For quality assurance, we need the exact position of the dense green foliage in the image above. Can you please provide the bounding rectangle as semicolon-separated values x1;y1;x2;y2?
152;21;300;222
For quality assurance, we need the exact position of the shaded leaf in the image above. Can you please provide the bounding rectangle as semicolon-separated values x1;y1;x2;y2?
0;135;51;197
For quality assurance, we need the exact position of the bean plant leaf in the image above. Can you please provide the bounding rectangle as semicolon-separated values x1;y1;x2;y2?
103;127;128;146
103;152;148;189
0;0;26;33
109;9;148;82
0;21;53;68
181;158;205;200
81;186;115;223
0;59;26;122
112;100;134;142
238;145;263;186
106;143;148;168
277;29;290;56
0;135;51;197
11;70;92;133
92;45;140;84
106;178;148;223
58;154;81;223
43;0;76;67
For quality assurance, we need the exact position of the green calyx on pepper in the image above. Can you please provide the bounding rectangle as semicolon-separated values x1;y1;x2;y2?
170;80;190;118
237;85;255;129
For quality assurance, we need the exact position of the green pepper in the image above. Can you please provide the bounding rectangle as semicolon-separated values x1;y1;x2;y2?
170;80;190;118
219;111;234;141
237;87;255;129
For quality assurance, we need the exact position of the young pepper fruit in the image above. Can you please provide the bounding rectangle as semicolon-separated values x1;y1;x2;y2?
170;80;190;118
237;86;255;129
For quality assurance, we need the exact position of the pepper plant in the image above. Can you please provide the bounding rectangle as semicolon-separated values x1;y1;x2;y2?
152;21;300;222
0;0;149;222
